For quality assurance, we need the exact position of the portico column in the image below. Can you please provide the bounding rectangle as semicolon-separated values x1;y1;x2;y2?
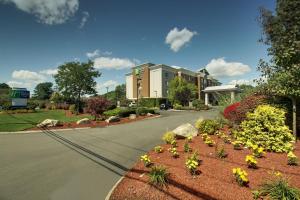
205;93;209;105
230;91;235;103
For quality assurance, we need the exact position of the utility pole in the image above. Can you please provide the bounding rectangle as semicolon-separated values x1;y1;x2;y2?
105;86;109;98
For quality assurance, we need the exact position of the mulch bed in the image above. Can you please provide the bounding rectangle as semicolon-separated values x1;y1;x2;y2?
110;134;300;200
29;114;159;131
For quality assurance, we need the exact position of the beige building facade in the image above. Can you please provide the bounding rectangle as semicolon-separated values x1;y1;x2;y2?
125;63;221;101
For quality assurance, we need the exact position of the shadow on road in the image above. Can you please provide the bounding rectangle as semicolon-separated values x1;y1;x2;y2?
42;128;129;176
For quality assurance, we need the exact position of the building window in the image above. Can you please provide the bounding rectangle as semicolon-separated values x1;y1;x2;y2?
165;72;168;78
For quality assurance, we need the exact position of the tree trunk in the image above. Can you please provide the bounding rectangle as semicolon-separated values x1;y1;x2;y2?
291;97;297;139
77;93;81;115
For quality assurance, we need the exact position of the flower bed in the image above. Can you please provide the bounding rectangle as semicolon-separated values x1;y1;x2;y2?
110;135;300;200
29;114;159;130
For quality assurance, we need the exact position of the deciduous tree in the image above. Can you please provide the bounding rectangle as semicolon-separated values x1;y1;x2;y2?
258;0;300;137
33;82;53;100
54;61;101;112
168;77;197;106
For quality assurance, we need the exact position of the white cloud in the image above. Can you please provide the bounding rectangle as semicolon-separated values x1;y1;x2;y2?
96;80;119;94
228;79;254;85
12;70;45;82
0;0;79;25
86;49;112;58
93;57;136;70
6;80;37;89
86;49;100;58
205;58;251;78
39;68;58;75
165;27;197;52
79;11;89;28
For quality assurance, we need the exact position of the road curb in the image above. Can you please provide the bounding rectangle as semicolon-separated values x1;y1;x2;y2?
0;115;161;135
105;177;124;200
0;127;91;135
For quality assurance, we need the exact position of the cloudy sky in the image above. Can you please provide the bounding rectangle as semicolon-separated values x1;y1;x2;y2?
0;0;275;94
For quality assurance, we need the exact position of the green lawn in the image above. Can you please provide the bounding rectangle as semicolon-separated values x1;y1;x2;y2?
0;110;92;132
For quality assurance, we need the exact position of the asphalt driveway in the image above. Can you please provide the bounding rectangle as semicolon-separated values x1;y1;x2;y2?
0;109;218;200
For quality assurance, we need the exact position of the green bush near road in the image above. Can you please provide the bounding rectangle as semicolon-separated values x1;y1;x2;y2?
104;107;157;117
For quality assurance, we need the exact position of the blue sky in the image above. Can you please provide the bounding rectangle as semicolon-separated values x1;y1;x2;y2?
0;0;275;94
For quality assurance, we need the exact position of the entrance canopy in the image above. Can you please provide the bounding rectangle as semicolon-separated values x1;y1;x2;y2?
203;85;240;93
203;85;241;105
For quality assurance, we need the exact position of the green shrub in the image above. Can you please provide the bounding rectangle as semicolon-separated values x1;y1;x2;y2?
3;109;35;114
148;165;169;186
234;105;295;153
254;174;300;200
103;108;122;117
162;131;175;144
38;100;47;109
136;107;155;116
173;104;183;110
2;101;11;110
192;99;208;110
139;98;164;108
27;100;38;110
69;104;76;114
118;108;136;117
195;119;219;135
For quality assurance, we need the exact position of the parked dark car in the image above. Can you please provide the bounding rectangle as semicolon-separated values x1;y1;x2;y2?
160;103;173;110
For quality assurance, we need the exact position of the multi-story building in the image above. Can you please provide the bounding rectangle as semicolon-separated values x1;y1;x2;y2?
125;63;221;102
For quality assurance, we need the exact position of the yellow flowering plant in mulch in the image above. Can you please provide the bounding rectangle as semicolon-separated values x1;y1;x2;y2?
140;154;152;167
168;147;179;158
287;151;298;166
204;137;215;147
185;152;200;175
245;155;258;169
232;167;249;186
252;145;265;158
154;146;163;153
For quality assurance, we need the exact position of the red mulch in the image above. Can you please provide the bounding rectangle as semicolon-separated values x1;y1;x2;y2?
110;134;300;200
29;114;158;131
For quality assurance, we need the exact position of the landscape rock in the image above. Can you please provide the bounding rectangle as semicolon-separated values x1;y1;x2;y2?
129;114;137;120
172;123;198;138
76;118;91;125
146;113;154;116
105;116;120;123
37;119;61;128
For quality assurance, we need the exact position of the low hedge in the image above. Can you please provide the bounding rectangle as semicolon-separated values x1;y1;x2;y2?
103;107;157;117
103;108;123;117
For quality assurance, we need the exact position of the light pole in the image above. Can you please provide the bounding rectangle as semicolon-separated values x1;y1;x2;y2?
135;68;141;107
154;90;158;107
105;86;109;98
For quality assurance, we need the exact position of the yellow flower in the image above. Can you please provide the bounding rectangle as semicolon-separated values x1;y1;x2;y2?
275;171;282;177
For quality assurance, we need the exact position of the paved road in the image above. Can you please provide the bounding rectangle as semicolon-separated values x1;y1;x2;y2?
0;110;218;200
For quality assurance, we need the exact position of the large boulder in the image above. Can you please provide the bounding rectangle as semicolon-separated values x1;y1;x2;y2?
129;114;137;120
172;123;198;138
105;116;120;123
37;119;61;128
76;118;91;125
